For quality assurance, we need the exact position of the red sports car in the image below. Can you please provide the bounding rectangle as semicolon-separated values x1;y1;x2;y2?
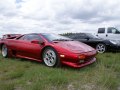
0;33;97;68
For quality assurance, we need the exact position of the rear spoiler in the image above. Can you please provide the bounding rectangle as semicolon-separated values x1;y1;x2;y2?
2;34;21;39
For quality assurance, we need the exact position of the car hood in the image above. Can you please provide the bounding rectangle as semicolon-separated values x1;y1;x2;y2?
53;41;95;53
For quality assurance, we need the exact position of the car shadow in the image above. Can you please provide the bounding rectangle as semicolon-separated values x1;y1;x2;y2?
13;57;97;71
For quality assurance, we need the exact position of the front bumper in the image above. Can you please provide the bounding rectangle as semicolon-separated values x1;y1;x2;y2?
62;57;96;68
59;50;97;68
107;44;120;51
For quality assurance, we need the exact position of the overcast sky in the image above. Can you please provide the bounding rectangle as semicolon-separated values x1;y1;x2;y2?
0;0;120;37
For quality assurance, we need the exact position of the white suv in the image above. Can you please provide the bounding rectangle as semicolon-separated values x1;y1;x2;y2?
96;27;120;40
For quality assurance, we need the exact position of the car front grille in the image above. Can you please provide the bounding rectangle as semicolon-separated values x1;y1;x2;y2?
79;57;95;64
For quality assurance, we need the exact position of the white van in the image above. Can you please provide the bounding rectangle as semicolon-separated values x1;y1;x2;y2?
96;27;120;40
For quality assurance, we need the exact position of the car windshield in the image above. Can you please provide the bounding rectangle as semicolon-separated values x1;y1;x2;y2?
116;28;120;33
41;33;73;41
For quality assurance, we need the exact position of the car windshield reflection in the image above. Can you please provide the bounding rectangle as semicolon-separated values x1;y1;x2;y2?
41;33;73;41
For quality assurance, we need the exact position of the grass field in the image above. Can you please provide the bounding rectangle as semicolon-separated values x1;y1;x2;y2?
0;53;120;90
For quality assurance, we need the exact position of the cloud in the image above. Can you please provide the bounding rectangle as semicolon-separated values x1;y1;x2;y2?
0;0;120;37
0;0;18;17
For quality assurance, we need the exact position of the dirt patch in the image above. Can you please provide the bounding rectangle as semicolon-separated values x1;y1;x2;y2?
81;83;96;90
67;84;75;90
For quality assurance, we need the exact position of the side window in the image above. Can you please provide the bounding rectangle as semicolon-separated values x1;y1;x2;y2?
107;27;119;34
70;34;79;39
18;35;43;41
78;34;87;39
71;34;86;39
17;35;26;40
27;35;42;41
98;28;105;33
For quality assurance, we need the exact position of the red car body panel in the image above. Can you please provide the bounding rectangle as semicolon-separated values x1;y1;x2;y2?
54;41;95;53
0;33;97;68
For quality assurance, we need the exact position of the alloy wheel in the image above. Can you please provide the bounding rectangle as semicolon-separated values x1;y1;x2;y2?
43;48;57;67
96;44;106;53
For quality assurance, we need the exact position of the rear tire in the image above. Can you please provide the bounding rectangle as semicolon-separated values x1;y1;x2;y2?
42;47;61;67
1;44;8;58
96;43;106;53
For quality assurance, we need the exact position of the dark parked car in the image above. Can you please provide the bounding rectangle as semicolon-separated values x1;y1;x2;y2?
63;33;120;53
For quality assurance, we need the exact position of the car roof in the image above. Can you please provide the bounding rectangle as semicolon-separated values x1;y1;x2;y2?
24;33;50;35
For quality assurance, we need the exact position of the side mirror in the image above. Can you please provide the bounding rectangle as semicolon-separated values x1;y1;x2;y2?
39;40;45;45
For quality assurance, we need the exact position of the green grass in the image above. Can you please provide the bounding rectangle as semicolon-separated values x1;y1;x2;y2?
0;53;120;90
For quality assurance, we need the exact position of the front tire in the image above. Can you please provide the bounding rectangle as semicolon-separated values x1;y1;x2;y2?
96;43;106;53
42;47;60;67
1;44;8;58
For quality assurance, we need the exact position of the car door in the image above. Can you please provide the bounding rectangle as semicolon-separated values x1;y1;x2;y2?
14;34;44;60
79;34;96;47
72;34;89;44
85;34;103;47
73;34;98;48
107;27;120;40
97;28;106;39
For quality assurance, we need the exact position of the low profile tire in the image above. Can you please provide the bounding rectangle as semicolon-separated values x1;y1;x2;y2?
1;44;8;58
96;43;106;53
42;47;60;67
